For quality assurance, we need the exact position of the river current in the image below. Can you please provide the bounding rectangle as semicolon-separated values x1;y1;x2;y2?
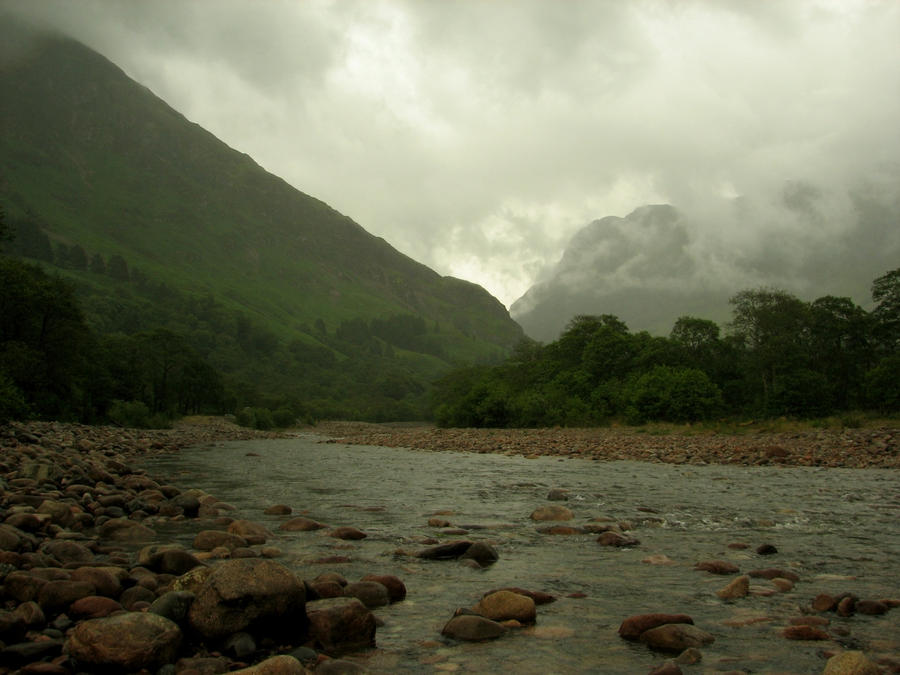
141;433;900;674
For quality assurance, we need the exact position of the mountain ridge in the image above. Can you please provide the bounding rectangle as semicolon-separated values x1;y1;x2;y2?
0;22;522;357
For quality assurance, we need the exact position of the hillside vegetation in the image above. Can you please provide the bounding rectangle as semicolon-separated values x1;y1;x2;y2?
435;271;900;427
0;23;521;425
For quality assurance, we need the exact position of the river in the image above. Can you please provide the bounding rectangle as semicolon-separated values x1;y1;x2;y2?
141;433;900;674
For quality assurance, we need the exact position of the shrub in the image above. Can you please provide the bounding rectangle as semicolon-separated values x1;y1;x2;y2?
272;408;296;428
630;366;722;423
107;400;151;428
865;356;900;412
0;373;29;424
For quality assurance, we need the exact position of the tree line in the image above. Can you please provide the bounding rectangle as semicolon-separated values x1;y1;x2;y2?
0;209;450;426
432;269;900;427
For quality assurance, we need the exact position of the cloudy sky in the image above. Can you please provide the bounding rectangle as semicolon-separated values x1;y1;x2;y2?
5;0;900;307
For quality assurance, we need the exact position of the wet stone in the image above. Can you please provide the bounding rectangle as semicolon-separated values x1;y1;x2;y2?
441;614;507;641
639;623;715;652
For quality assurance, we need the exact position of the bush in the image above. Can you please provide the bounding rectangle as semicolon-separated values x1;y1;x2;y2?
108;400;151;428
272;408;296;428
0;373;29;424
865;356;900;412
630;366;722;423
236;406;275;430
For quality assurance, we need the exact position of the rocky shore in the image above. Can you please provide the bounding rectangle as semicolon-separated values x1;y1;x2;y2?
0;419;402;674
314;421;900;469
2;417;898;674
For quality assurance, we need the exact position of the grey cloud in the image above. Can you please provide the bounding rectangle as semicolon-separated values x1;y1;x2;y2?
2;0;898;311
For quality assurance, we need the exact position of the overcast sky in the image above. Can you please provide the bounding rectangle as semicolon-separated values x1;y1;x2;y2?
5;0;900;307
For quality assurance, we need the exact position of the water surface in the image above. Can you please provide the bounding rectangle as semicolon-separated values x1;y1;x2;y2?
142;434;900;674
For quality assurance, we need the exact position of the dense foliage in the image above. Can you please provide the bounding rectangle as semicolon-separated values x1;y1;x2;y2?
432;269;900;427
0;207;514;426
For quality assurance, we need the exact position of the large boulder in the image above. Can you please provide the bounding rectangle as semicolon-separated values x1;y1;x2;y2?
188;559;306;641
65;612;182;671
305;597;376;655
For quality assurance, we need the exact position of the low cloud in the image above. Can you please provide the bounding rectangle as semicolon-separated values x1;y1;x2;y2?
3;0;898;309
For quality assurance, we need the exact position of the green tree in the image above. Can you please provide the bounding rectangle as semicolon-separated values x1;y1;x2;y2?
728;288;809;415
0;258;92;418
806;295;871;409
871;267;900;353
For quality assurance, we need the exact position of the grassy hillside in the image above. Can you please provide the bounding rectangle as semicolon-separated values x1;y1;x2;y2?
0;22;522;421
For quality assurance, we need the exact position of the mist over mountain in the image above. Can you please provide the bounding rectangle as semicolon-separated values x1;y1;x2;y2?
0;22;520;349
511;181;900;342
0;20;522;421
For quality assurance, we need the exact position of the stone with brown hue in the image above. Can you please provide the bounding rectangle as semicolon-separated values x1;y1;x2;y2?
64;612;182;671
716;575;750;599
619;613;695;641
329;526;367;540
441;614;507;641
343;581;389;608
360;574;406;603
782;625;829;640
822;651;880;675
279;517;326;532
639;623;715;652
473;590;536;623
695;560;740;575
529;505;574;521
305;597;376;655
188;559;306;641
230;655;307;674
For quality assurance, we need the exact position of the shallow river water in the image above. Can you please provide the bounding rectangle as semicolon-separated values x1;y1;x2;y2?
141;433;900;674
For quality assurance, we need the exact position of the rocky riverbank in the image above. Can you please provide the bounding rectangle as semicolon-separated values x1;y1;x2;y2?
0;419;402;674
2;418;898;674
313;421;900;469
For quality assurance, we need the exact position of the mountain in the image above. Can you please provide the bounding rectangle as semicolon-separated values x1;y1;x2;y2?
0;23;522;403
510;205;727;341
511;188;900;343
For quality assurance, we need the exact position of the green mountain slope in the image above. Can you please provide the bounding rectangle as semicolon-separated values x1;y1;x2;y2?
0;25;521;396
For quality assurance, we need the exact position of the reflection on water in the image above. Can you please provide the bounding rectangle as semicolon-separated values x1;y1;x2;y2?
142;434;900;674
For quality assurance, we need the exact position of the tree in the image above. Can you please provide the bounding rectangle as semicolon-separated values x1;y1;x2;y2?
0;204;10;252
728;288;809;415
806;296;871;409
871;267;900;353
0;258;92;418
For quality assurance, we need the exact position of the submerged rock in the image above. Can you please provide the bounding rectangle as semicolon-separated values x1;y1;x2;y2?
639;623;715;652
441;614;507;641
619;614;695;641
530;505;574;521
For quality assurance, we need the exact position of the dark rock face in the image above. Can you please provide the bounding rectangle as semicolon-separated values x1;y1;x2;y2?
188;559;307;641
